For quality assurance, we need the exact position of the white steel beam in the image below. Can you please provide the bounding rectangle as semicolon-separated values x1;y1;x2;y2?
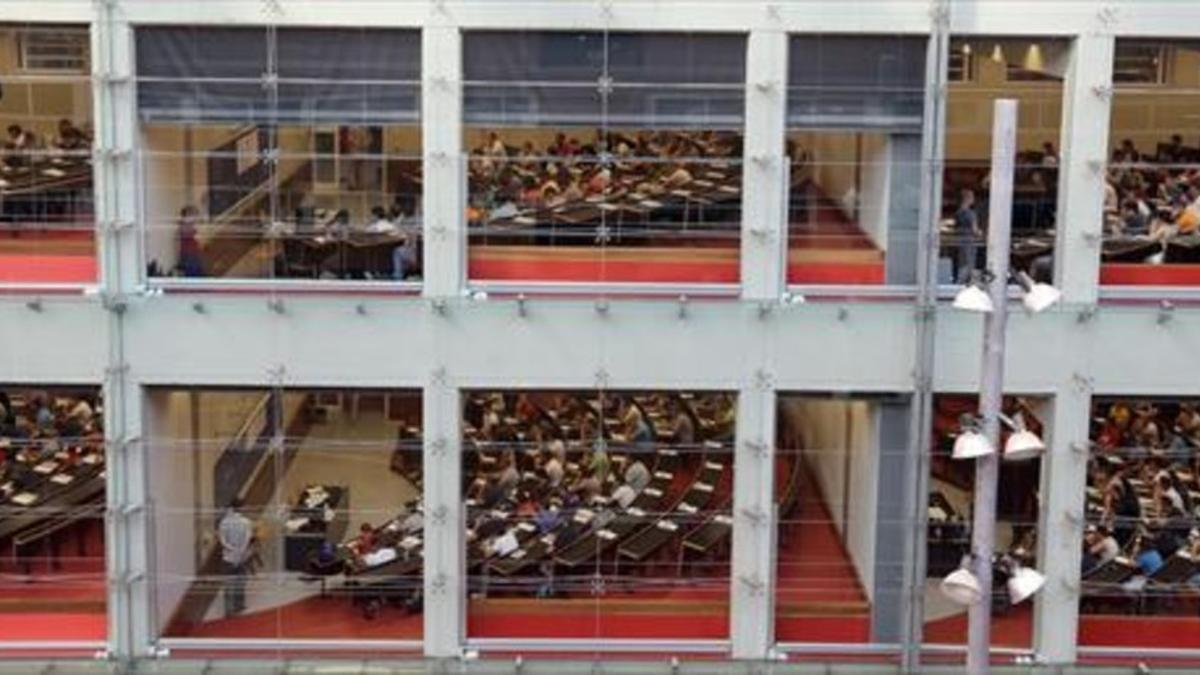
730;382;776;658
421;381;464;658
740;30;788;301
421;24;465;298
1033;385;1092;664
1053;34;1114;305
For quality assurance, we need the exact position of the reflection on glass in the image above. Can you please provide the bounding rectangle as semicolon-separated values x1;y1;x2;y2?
149;388;423;642
463;390;734;640
1101;40;1200;286
942;38;1066;285
0;24;96;285
1080;398;1200;650
0;387;106;642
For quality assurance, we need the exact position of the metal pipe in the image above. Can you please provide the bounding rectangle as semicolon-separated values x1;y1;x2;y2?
967;98;1018;675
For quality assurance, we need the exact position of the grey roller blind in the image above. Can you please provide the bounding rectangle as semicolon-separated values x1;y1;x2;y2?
787;35;926;131
136;27;420;124
463;31;745;129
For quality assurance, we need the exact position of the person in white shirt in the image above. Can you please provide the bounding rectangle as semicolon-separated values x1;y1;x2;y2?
612;483;637;508
217;498;254;617
544;455;564;488
624;459;650;494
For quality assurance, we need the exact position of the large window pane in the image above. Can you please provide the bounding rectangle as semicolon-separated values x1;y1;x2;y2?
1079;397;1200;650
0;24;96;285
0;386;105;644
773;393;906;665
1101;40;1200;286
922;395;1047;653
464;31;744;286
463;390;734;643
136;27;422;283
941;38;1066;285
786;35;926;287
149;388;423;645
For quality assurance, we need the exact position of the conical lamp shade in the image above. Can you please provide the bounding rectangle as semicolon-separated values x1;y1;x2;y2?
1004;430;1045;461
953;285;994;313
953;430;995;460
1022;283;1061;313
1007;566;1045;605
941;568;984;606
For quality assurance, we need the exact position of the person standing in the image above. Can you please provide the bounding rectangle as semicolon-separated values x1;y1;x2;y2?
954;188;982;283
217;498;254;617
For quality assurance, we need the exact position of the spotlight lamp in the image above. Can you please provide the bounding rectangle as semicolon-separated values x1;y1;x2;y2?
941;557;984;606
1000;412;1045;461
953;414;994;460
1006;562;1046;605
952;283;994;314
1015;271;1061;314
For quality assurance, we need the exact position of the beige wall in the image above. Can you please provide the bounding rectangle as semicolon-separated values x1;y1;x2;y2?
779;397;878;603
1110;46;1200;153
0;28;91;139
947;56;1063;160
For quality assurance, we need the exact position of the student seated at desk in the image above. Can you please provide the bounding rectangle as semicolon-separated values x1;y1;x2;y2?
1082;524;1120;574
350;522;378;556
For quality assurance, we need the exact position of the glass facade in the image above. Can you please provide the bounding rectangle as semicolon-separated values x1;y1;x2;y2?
136;28;422;282
464;31;745;285
462;390;734;640
4;3;1200;670
147;388;423;642
0;386;105;642
1101;40;1200;286
0;24;95;285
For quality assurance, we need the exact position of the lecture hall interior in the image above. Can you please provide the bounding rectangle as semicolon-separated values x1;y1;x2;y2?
6;1;1200;671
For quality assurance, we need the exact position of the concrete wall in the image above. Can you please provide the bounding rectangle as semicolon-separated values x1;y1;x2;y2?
778;397;879;602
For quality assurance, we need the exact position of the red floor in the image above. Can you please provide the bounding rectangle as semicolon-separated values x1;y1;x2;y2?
0;518;107;642
0;229;97;284
775;462;872;643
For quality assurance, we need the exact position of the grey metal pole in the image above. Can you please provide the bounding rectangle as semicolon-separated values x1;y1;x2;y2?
966;99;1018;675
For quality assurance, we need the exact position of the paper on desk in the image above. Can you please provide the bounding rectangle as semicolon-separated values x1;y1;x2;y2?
928;506;947;521
657;520;679;532
34;461;58;474
81;453;100;465
400;535;421;549
11;492;38;506
50;474;74;485
596;529;617;541
285;517;310;532
362;547;398;567
41;168;66;178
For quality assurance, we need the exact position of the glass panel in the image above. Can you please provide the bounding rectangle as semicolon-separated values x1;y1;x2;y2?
463;30;744;285
942;38;1066;285
0;387;105;643
922;395;1046;651
150;388;424;643
785;35;925;287
773;395;904;663
1079;398;1200;651
0;24;95;285
464;390;734;643
1101;40;1200;286
136;27;422;283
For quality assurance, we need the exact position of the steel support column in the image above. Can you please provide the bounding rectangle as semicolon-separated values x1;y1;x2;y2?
730;381;776;658
740;27;788;301
1053;33;1114;304
421;21;465;299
